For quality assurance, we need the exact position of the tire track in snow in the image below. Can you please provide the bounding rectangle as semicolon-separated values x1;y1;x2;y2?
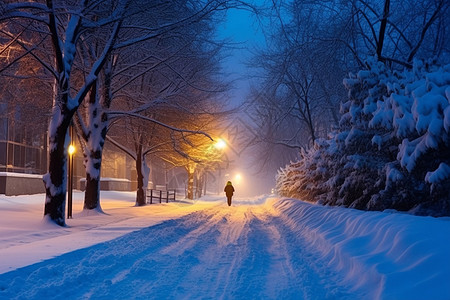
179;207;264;299
156;204;355;299
132;205;251;299
249;208;303;299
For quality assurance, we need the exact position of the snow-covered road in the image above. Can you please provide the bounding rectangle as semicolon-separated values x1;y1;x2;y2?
1;192;449;299
136;204;354;299
0;201;355;299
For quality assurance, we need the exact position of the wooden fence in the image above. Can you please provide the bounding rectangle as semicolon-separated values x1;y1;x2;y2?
146;189;176;204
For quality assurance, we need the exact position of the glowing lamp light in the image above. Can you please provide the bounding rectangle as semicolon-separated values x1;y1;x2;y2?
215;138;226;150
68;144;76;155
234;173;242;183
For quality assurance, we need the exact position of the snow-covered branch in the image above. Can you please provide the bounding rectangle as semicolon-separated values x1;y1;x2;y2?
0;3;49;24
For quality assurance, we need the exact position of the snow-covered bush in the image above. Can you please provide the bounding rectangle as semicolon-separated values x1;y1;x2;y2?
277;59;450;216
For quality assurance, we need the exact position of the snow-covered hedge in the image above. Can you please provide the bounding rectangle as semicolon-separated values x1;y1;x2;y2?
276;59;450;216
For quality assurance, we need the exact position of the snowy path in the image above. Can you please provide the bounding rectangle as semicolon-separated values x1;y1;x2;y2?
1;193;450;299
0;201;356;299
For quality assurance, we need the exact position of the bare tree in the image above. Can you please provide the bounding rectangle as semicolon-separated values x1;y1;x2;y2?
104;5;228;205
349;0;450;67
247;0;449;177
0;0;239;226
1;1;131;225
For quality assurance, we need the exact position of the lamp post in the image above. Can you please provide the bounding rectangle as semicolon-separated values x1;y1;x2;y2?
67;125;75;219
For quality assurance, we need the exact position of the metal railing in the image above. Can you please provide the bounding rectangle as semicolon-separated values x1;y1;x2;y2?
146;189;176;204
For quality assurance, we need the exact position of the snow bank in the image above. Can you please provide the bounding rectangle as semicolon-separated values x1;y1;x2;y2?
271;198;450;300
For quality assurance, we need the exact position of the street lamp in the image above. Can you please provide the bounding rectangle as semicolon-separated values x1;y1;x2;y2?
68;144;75;155
214;138;226;150
234;173;242;184
67;125;75;219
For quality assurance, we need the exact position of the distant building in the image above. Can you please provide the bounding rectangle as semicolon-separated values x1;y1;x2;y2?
0;101;48;195
0;101;195;197
0;102;47;174
0;100;141;195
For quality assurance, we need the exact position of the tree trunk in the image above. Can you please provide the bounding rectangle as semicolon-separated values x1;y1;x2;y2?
186;166;195;200
195;171;204;198
136;151;145;206
43;107;72;226
377;0;390;60
203;172;207;196
135;144;150;206
83;81;107;211
83;148;103;210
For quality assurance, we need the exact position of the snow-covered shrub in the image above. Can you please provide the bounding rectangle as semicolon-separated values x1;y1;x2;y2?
376;62;450;215
277;59;450;216
275;138;336;201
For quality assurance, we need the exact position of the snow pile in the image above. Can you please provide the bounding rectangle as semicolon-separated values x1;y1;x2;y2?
277;59;450;216
271;198;450;300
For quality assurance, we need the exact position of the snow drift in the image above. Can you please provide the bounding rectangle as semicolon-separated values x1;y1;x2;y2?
272;198;450;300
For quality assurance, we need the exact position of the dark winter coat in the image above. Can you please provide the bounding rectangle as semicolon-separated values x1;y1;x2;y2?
224;185;235;197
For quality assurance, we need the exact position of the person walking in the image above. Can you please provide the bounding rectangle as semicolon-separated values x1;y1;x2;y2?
224;181;235;206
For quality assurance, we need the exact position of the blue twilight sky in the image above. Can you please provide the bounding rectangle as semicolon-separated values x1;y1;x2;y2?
216;6;266;106
214;7;273;195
